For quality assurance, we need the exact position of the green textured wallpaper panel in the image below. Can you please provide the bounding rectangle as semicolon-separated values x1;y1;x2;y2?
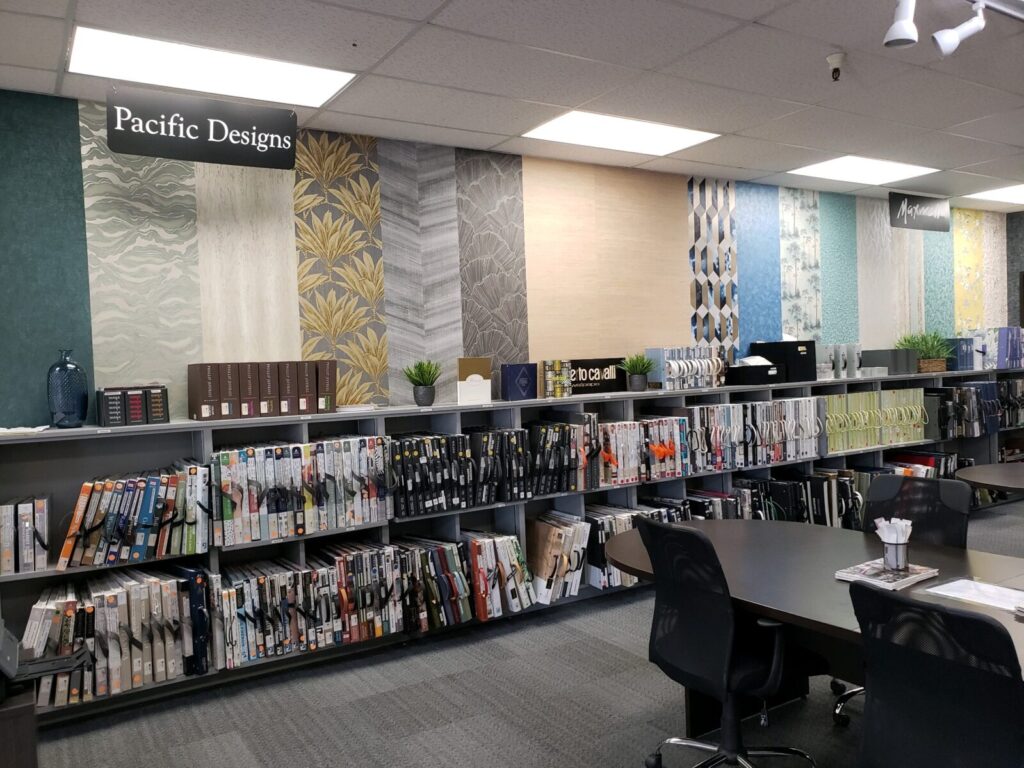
819;192;858;344
0;90;93;427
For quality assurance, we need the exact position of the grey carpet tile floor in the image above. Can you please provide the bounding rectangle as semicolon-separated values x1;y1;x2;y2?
39;503;1024;768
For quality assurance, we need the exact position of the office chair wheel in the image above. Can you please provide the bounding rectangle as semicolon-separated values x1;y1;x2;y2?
830;679;847;696
833;711;851;727
644;753;662;768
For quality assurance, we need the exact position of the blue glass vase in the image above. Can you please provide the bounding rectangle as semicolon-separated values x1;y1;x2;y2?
47;349;88;428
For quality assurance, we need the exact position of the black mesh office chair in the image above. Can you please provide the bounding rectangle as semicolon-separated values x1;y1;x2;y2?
636;517;816;768
850;580;1024;768
831;474;971;725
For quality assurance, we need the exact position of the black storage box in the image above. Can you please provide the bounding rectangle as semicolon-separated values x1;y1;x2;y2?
725;362;787;387
747;341;816;383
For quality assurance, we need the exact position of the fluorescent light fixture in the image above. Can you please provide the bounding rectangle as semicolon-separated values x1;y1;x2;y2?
966;184;1024;204
522;110;718;156
789;155;938;185
884;0;919;47
69;26;354;107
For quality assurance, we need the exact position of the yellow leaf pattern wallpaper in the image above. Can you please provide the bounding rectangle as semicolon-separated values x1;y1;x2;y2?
294;130;388;405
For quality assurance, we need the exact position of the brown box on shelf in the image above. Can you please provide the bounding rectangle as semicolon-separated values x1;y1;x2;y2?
217;363;241;419
297;360;316;414
278;361;298;416
187;363;220;421
96;388;126;427
144;386;169;423
257;362;279;417
239;362;259;419
316;359;336;413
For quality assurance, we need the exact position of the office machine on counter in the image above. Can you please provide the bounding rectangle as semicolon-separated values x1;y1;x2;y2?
724;356;786;386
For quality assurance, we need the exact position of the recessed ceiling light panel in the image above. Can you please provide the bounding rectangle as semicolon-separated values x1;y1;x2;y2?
789;155;938;185
967;184;1024;204
522;110;718;156
69;26;355;107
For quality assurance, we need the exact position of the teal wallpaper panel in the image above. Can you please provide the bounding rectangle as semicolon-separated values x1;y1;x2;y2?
923;228;955;336
819;192;858;345
0;90;92;427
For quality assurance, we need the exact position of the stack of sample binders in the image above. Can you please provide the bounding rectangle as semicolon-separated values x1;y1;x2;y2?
526;511;591;605
999;379;1024;428
583;503;687;590
461;530;536;618
0;495;48;575
22;565;210;708
924;383;999;441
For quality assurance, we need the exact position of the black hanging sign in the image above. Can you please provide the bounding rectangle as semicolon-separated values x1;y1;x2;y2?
106;86;296;169
888;191;950;232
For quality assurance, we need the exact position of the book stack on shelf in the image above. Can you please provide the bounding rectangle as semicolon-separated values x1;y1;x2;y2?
0;496;48;575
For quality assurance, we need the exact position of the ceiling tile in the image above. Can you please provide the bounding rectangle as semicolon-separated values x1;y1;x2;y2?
0;12;65;70
739;107;925;154
581;72;807;134
663;25;911;105
946;108;1024;148
327;75;563;135
0;0;67;15
311;0;446;20
490;136;653;168
0;64;56;94
869;131;1020;169
821;68;1022;130
306;112;507;150
635;157;765;180
432;0;738;70
667;0;795;21
930;33;1024;97
374;25;637;105
74;0;415;71
884;170;1012;197
847;186;891;200
752;172;865;194
950;196;1024;213
670;135;832;172
760;0;1022;66
958;154;1024;183
58;72;108;102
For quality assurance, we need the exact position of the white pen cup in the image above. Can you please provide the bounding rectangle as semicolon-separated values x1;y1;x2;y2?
882;541;909;571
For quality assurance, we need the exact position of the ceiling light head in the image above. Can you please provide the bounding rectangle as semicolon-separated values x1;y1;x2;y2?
522;111;718;156
884;0;919;47
933;2;986;57
789;155;938;186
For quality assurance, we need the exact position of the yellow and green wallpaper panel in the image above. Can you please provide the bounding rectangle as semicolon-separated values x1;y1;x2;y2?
293;130;388;405
953;208;985;334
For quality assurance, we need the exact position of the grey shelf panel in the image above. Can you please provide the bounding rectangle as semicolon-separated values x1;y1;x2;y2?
823;439;938;458
4;368;1021;448
0;551;203;585
218;519;388;552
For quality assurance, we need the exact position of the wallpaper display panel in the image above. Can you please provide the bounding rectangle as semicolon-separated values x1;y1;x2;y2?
456;150;528;382
923;228;955;336
196;164;301;362
856;198;924;348
819;193;859;345
982;211;1008;328
294;130;388;405
79;101;201;420
379;140;462;404
778;187;821;340
734;183;781;356
1008;212;1024;327
689;177;738;361
522;158;690;360
0;91;93;428
953;208;985;333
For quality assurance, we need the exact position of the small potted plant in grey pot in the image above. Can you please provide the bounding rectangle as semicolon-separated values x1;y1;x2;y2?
404;360;442;406
620;353;655;392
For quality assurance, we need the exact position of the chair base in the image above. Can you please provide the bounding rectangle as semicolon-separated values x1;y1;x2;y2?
832;685;864;727
646;737;817;768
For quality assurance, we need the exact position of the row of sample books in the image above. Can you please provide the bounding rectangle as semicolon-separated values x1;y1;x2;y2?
924;382;1000;440
57;464;212;573
0;496;48;575
999;379;1024;429
22;533;541;708
823;389;926;454
22;566;209;708
584;501;690;589
212;435;391;547
187;360;336;421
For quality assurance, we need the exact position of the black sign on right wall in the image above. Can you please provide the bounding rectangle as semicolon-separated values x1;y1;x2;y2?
889;191;951;232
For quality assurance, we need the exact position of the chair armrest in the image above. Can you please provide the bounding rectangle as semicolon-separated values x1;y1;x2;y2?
757;618;782;629
756;618;786;697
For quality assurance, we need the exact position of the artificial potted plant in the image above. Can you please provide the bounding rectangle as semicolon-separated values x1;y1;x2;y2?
404;360;442;406
895;332;953;373
620;353;655;392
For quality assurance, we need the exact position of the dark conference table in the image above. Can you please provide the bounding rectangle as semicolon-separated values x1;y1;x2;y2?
956;463;1024;494
607;519;1024;735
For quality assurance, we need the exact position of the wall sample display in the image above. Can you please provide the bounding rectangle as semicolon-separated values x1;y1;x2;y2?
688;177;739;362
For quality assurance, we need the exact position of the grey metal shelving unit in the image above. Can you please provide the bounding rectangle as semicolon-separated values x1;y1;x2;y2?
2;366;1021;724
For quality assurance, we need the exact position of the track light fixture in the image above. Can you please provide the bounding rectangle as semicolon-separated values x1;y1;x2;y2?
884;0;919;47
933;2;986;57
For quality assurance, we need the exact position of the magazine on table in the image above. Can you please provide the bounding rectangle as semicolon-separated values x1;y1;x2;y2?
835;559;938;591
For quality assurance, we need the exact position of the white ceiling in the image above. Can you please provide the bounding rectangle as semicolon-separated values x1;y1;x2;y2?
3;0;1024;209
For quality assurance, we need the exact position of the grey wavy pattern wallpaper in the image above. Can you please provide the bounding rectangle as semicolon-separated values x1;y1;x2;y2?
79;101;201;419
455;150;529;386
